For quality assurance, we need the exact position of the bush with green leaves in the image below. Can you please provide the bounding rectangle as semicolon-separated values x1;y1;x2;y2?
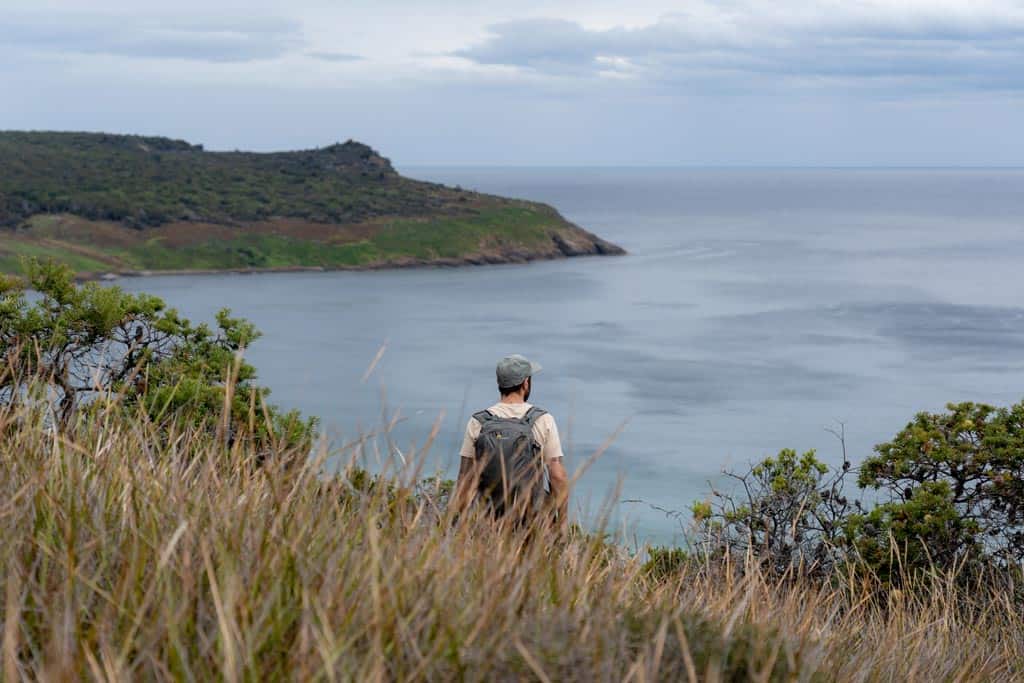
850;401;1024;574
689;400;1024;584
843;481;982;585
690;448;859;577
642;546;692;582
0;258;314;452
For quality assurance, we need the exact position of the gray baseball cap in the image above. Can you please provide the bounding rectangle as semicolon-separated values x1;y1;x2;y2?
496;354;542;389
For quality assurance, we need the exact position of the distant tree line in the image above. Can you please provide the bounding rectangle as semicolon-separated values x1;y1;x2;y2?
0;131;475;229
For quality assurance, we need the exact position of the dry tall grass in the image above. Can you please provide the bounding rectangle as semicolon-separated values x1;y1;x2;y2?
1;393;1022;681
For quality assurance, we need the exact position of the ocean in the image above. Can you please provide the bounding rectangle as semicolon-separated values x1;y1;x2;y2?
120;167;1024;546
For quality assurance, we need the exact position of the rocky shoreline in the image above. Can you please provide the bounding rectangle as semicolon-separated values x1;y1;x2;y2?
75;229;625;282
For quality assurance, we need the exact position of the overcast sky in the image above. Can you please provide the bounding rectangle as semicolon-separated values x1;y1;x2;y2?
2;0;1023;165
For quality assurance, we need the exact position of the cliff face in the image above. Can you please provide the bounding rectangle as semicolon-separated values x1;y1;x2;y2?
0;132;624;276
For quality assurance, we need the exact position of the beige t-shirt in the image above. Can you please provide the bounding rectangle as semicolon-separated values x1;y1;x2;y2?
459;402;564;463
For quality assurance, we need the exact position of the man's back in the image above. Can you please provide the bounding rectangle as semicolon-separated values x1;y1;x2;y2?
453;355;570;529
458;402;564;464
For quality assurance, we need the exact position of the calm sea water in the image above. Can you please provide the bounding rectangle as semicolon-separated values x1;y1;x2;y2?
121;168;1024;546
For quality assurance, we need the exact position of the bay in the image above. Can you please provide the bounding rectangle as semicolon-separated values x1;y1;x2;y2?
120;167;1024;546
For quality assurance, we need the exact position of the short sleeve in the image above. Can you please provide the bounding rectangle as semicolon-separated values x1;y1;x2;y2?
537;414;564;461
459;417;481;460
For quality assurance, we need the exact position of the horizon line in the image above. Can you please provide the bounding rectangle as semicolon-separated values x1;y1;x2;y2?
400;163;1024;171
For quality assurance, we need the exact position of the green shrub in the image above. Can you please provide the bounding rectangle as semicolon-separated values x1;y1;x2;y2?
844;481;981;585
0;258;314;452
858;401;1024;568
643;546;691;581
690;399;1024;584
691;448;857;577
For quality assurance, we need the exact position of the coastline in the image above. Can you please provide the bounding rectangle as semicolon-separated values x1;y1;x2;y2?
7;207;625;283
73;242;626;282
2;132;628;284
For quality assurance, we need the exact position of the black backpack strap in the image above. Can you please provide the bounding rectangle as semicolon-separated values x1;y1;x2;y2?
520;407;547;426
472;410;497;424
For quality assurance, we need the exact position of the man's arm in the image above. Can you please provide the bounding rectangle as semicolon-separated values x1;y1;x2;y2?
453;456;477;518
547;457;570;531
538;414;570;532
452;418;479;519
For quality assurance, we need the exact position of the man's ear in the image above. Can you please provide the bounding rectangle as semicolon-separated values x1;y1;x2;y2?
524;377;531;393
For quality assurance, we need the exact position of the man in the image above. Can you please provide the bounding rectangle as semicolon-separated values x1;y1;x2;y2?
454;354;569;530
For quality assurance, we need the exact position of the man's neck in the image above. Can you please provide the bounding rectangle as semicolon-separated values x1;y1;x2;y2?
499;394;528;405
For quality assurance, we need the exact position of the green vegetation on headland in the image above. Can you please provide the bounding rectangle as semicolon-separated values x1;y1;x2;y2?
0;131;623;277
1;259;1021;679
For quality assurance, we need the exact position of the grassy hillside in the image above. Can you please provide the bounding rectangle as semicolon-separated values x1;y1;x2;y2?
1;391;1020;680
0;131;622;275
1;268;1020;679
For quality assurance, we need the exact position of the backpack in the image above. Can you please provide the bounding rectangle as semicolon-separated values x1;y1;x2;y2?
472;407;548;519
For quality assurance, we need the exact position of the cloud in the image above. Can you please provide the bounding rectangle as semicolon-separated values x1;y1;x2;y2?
0;1;1021;165
306;51;363;63
0;13;304;63
454;3;1024;92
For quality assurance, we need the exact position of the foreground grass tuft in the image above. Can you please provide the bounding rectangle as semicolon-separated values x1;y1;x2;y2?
1;394;1022;681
